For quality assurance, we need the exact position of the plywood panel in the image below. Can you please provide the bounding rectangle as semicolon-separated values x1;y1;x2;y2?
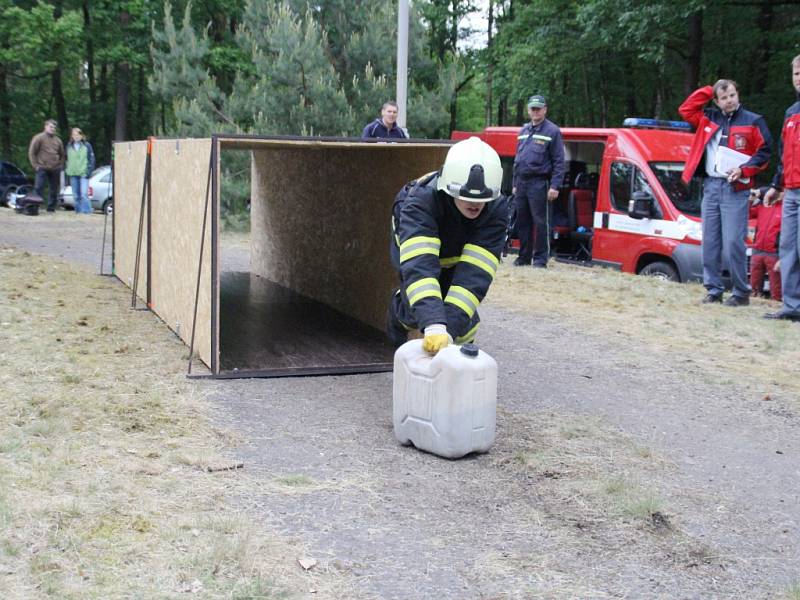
250;144;450;331
113;140;149;300
149;138;213;368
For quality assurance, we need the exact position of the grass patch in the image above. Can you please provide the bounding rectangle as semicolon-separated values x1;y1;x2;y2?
489;261;800;406
0;246;351;599
783;583;800;600
276;474;315;487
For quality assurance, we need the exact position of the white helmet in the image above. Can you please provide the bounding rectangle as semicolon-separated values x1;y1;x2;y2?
437;137;502;203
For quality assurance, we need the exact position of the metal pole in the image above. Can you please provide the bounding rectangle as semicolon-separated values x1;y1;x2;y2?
396;0;409;131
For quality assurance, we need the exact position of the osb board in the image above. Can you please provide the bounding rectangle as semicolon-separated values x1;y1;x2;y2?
149;138;213;368
250;144;450;331
113;140;149;299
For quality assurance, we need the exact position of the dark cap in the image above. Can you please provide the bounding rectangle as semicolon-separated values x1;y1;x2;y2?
527;95;547;109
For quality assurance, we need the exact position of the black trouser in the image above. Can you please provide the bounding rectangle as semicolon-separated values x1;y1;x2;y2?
35;168;61;210
515;178;550;265
387;287;480;346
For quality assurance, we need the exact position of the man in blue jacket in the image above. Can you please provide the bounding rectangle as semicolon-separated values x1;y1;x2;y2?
361;101;408;140
512;95;565;268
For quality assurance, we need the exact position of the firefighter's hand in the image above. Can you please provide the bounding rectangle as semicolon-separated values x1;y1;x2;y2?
422;324;451;355
547;188;559;201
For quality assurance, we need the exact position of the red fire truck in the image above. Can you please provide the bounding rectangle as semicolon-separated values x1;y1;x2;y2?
453;119;756;282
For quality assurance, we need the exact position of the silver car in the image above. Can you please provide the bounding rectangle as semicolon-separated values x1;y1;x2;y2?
60;165;113;213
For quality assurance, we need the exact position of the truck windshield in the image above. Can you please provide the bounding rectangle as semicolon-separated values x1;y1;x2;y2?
649;162;702;218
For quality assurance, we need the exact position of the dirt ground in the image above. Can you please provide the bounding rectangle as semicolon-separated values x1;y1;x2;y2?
2;207;799;599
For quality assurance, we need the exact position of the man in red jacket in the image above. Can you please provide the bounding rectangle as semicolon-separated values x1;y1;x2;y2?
680;80;772;307
749;188;782;302
763;55;800;321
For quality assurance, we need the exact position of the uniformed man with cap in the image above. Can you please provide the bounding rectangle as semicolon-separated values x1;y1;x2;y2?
512;94;565;268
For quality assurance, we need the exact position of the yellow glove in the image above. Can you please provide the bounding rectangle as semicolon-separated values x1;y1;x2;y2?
422;324;451;355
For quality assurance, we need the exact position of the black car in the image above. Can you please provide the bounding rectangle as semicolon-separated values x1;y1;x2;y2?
1;161;30;206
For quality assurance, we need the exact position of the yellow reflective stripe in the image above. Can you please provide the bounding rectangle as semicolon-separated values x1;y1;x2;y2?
456;322;480;344
406;277;441;306
439;255;460;269
517;134;528;140
445;285;479;318
531;134;552;142
460;244;499;277
399;236;441;263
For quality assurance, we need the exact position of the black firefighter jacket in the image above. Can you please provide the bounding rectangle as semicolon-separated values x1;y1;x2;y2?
391;175;509;340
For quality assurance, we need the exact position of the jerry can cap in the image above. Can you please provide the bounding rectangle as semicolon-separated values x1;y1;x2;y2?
460;343;479;357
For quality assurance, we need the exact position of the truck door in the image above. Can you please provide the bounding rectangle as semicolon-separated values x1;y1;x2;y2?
592;161;664;273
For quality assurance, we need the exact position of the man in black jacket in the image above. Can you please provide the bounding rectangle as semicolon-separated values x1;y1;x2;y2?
361;101;408;139
387;137;508;354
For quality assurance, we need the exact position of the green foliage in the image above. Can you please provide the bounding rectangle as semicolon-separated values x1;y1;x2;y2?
489;0;800;130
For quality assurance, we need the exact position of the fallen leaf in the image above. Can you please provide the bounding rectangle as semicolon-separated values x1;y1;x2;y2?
762;394;772;401
298;557;317;571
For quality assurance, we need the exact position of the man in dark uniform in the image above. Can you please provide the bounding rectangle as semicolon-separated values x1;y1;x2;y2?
512;94;565;268
387;137;508;354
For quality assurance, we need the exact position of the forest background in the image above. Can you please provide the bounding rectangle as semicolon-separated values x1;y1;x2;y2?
2;0;800;218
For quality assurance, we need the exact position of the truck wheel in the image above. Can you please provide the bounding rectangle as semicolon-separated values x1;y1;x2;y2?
639;261;679;282
1;186;14;207
103;199;113;215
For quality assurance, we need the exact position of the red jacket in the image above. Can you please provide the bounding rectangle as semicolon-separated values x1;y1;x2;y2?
771;99;800;190
749;200;782;254
679;86;772;191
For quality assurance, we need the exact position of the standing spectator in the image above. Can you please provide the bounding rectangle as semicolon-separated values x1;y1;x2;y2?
680;80;772;307
361;101;408;140
763;55;800;321
65;127;95;214
748;187;782;302
28;119;65;212
511;94;565;268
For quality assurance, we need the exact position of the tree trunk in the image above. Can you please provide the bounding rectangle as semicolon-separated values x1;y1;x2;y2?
515;98;524;126
0;64;11;158
582;63;595;126
485;0;494;127
497;96;506;126
449;0;459;55
83;0;95;104
99;63;111;159
115;62;129;141
684;9;703;96
115;10;131;141
52;67;69;134
624;56;637;119
751;1;774;95
52;0;69;133
136;64;145;139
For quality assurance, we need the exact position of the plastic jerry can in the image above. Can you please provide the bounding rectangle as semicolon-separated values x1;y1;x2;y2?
392;339;497;459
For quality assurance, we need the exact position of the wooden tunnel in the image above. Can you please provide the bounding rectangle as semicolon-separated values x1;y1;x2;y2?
112;135;451;377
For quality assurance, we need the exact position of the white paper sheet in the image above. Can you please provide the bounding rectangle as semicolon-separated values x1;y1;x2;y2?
715;145;751;183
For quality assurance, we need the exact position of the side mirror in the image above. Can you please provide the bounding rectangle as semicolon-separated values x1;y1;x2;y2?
628;191;655;220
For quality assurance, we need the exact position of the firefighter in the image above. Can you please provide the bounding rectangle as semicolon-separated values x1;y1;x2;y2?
763;54;800;321
387;137;508;354
680;80;772;307
512;94;566;268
